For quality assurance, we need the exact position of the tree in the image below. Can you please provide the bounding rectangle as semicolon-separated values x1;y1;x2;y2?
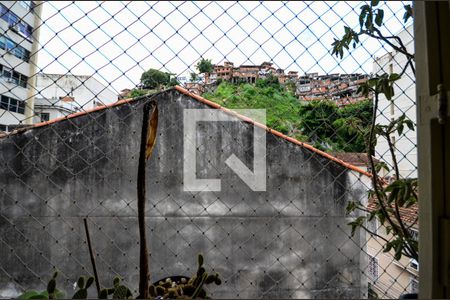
196;58;213;74
255;74;280;88
332;1;418;261
203;81;371;151
298;99;372;152
190;72;199;82
167;76;179;87
140;68;171;89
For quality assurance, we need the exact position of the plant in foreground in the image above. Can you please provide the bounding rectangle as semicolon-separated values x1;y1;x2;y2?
17;254;221;299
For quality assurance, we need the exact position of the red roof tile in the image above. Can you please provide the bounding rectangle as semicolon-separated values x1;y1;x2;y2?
368;199;418;227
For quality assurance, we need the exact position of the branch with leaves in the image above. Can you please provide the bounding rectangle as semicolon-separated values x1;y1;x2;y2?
332;1;418;261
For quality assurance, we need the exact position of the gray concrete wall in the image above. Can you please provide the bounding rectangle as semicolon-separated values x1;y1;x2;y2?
0;89;368;298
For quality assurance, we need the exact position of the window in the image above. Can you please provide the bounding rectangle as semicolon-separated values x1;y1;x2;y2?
0;35;30;62
0;95;25;114
2;65;11;79
19;1;36;13
410;258;419;271
0;3;34;40
410;277;419;293
40;112;50;122
0;64;28;87
368;256;378;281
0;124;6;132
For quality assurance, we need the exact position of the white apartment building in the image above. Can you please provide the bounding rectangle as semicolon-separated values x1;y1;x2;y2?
34;73;117;122
373;25;416;178
0;1;42;132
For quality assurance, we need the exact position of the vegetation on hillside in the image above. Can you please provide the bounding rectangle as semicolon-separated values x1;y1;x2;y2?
203;78;372;152
140;68;178;89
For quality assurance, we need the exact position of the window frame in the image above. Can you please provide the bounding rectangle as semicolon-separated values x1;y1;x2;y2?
0;3;34;41
0;35;31;62
0;95;25;114
40;112;50;122
410;258;419;271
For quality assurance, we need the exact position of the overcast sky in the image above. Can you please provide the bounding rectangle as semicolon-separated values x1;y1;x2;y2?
36;1;412;95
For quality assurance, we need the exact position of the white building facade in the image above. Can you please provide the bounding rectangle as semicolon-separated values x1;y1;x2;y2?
0;1;42;132
373;25;416;178
34;73;117;122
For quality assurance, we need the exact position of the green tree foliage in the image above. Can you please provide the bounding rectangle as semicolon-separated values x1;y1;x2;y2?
332;0;418;261
203;80;301;136
140;69;172;89
167;76;179;87
196;58;213;74
130;89;149;98
190;72;199;82
203;80;372;152
299;99;372;152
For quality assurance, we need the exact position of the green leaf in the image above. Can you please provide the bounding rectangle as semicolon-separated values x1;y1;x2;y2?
375;9;384;26
86;277;94;289
113;277;120;287
386;226;392;236
365;14;373;30
403;5;413;23
371;0;380;7
99;290;108;299
107;288;115;295
398;123;404;135
367;78;378;87
18;291;39;300
198;253;204;267
394;243;403;260
399;182;411;207
383;242;392;253
29;294;48;299
377;211;386;225
113;286;129;299
54;290;65;299
77;277;85;290
375;161;390;173
389;73;401;81
47;279;56;295
385;85;394;100
359;11;366;28
346;201;356;214
406;120;415;131
387;187;399;204
367;211;377;221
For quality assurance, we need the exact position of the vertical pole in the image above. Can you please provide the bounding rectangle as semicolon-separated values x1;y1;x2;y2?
24;1;43;125
83;218;101;297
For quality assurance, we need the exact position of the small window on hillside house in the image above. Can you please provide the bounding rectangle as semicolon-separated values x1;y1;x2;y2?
40;112;50;122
